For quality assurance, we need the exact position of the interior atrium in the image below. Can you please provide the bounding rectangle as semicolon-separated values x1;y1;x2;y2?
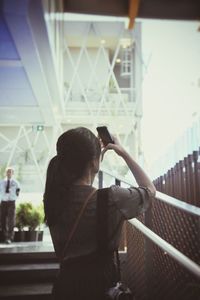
0;1;199;299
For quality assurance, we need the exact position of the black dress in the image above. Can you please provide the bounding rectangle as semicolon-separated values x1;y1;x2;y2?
52;252;117;300
50;185;151;300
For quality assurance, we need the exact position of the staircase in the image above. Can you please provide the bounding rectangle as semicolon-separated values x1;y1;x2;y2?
0;243;59;300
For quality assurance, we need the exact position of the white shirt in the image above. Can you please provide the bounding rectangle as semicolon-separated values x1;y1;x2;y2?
0;178;20;201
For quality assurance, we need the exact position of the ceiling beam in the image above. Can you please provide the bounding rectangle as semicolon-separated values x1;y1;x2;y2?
2;0;62;125
0;60;22;67
128;0;140;29
63;0;129;17
28;0;64;118
138;0;200;20
0;107;42;125
63;0;200;21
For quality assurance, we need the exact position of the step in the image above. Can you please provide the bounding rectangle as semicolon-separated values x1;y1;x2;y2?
0;263;59;284
0;242;57;264
0;252;57;264
0;283;53;300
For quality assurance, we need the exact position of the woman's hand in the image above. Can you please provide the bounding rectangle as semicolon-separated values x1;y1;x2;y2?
99;134;156;195
101;135;127;160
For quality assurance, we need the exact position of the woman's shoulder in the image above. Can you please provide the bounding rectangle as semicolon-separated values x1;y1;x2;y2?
98;185;150;200
99;185;152;219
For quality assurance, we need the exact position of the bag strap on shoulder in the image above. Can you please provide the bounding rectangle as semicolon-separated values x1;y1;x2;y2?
61;188;96;261
97;188;109;253
97;188;121;280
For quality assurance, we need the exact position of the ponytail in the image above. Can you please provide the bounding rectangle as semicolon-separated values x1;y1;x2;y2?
44;127;101;225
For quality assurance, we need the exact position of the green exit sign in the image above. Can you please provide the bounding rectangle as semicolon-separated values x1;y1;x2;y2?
37;125;44;131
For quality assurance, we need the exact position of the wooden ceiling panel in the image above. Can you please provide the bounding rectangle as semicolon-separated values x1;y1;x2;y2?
63;0;200;20
64;0;129;16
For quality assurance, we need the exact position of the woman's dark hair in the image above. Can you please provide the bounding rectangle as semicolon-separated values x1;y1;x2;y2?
43;127;101;226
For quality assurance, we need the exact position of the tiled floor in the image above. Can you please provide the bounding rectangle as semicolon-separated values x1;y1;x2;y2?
0;226;54;254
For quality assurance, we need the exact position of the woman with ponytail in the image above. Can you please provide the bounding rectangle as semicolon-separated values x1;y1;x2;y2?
44;127;155;300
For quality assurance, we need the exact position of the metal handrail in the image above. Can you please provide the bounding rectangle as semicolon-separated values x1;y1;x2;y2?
100;169;132;186
130;218;200;279
156;191;200;217
99;169;200;279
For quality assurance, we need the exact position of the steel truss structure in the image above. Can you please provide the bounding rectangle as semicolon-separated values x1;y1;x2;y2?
0;2;144;193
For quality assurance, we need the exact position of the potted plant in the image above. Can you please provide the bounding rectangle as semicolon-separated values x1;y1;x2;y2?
24;207;39;241
37;203;45;241
15;202;44;242
14;202;32;242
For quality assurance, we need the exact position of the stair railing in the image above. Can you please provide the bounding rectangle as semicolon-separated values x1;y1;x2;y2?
98;169;200;279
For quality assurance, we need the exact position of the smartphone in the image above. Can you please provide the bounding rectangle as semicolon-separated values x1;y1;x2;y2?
96;126;114;146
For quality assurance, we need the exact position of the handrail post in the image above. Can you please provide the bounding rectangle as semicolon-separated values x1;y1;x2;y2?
144;202;153;299
184;156;191;204
115;178;121;186
188;154;195;205
98;170;103;189
160;175;164;192
171;167;175;196
180;160;186;201
192;151;199;206
174;163;179;199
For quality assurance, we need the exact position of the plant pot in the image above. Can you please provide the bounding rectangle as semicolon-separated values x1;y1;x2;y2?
25;230;38;242
0;230;4;242
14;230;26;242
38;230;44;241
